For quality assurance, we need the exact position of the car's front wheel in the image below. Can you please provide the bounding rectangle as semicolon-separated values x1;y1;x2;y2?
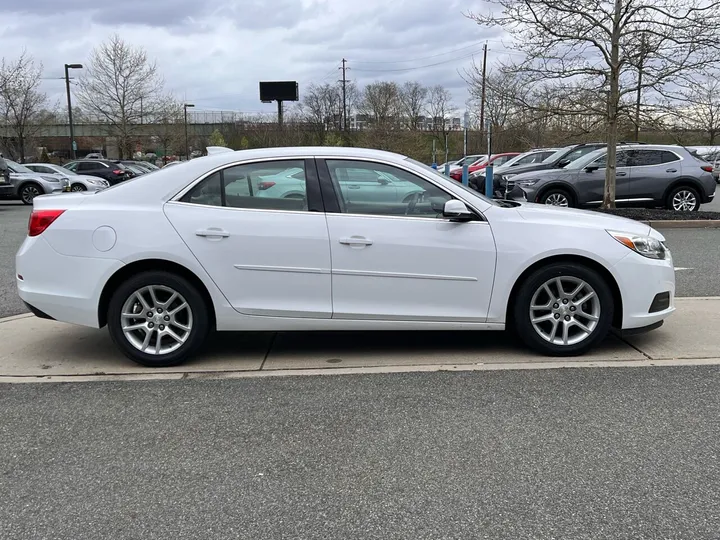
107;271;210;367
539;188;573;208
513;263;614;356
71;183;87;192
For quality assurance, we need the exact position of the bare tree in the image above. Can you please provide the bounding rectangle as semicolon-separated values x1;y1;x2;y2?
398;81;428;130
671;73;720;144
148;99;184;159
76;34;165;158
302;83;343;129
426;85;455;153
361;82;401;126
468;0;720;207
0;52;48;161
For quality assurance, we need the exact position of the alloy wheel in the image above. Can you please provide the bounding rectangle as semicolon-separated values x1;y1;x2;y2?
71;184;86;192
21;186;40;204
529;276;601;346
544;193;569;207
120;285;193;355
672;190;697;211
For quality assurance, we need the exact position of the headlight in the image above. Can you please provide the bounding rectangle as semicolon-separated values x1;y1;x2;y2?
607;230;667;260
88;179;102;185
515;179;538;187
47;177;60;183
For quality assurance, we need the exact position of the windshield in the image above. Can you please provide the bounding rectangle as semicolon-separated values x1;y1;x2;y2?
7;160;33;173
565;148;607;170
542;146;575;164
405;158;497;206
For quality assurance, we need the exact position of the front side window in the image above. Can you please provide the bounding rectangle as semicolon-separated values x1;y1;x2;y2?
589;151;630;168
65;162;78;172
180;160;309;212
326;160;452;218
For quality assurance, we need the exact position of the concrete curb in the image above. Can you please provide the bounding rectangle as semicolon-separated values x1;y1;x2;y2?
641;220;720;229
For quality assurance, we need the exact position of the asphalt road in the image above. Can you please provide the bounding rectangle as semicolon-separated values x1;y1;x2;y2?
1;198;719;319
2;367;720;539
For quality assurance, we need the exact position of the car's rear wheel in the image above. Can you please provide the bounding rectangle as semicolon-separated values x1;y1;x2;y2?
513;263;613;356
539;188;573;208
19;183;42;205
667;185;700;212
107;271;210;367
71;183;86;192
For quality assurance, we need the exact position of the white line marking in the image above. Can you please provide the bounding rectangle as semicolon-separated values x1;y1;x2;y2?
674;267;694;271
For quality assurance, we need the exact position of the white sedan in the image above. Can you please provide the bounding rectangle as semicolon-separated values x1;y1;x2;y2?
16;147;675;367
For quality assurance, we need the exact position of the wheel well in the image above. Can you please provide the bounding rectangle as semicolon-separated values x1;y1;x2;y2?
97;259;216;329
18;181;41;192
535;183;577;205
506;255;623;329
662;179;703;203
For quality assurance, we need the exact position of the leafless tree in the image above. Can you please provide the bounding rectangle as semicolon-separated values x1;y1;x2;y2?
668;73;720;144
148;99;185;158
0;52;48;161
76;34;166;158
468;0;720;207
398;81;428;130
426;85;455;152
360;82;401;126
302;83;343;130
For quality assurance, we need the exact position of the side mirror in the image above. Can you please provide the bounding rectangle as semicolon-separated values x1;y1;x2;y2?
443;200;474;222
557;159;571;168
585;165;599;172
377;176;389;185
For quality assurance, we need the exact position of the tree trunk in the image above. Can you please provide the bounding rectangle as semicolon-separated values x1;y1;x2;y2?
602;0;623;210
18;134;25;163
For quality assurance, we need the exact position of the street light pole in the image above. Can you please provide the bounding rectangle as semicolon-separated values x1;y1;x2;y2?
64;63;83;160
184;103;195;161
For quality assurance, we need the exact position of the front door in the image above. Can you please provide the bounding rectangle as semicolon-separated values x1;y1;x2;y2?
320;159;497;322
575;151;631;205
164;158;332;318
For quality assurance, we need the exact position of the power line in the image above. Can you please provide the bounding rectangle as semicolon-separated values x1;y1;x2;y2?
352;49;485;73
349;41;486;64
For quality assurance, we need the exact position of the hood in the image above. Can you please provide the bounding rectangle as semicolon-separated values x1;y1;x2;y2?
515;202;654;237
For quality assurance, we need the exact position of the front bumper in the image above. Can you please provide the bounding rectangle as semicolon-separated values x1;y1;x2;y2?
612;250;676;330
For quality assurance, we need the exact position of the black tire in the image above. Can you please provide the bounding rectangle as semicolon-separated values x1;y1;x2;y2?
666;185;701;212
512;263;614;356
539;188;574;208
71;183;87;192
19;183;42;205
107;271;210;367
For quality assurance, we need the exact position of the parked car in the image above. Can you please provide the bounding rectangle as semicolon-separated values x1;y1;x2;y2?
120;160;157;174
450;153;521;181
697;150;720;183
17;147;674;367
25;163;110;192
506;144;716;211
85;153;105;159
446;154;487;173
63;159;131;185
0;159;68;204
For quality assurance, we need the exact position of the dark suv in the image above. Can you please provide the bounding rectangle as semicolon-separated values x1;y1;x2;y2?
64;160;132;185
506;144;716;211
472;143;608;195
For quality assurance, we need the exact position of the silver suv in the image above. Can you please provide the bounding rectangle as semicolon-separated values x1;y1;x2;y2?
0;160;68;204
506;145;716;211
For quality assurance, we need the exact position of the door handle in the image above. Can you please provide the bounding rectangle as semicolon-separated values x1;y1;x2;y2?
196;228;229;238
666;168;677;173
339;236;373;246
348;185;361;189
616;172;627;176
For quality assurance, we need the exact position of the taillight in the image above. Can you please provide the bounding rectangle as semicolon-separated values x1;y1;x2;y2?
258;181;276;190
113;169;124;175
28;209;65;237
701;165;713;172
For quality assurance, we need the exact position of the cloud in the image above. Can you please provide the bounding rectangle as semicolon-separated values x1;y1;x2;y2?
0;0;508;114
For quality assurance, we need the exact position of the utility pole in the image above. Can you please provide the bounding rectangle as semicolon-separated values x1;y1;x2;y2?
183;103;194;160
634;33;648;142
140;97;144;125
64;63;83;160
479;43;488;142
339;59;349;131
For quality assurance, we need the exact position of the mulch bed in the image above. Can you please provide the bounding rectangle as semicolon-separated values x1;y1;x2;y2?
593;208;720;221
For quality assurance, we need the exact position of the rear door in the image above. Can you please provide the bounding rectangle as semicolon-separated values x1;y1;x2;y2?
164;158;333;319
625;149;681;203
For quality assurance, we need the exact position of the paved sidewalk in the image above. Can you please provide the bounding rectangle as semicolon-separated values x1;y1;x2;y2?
0;298;717;381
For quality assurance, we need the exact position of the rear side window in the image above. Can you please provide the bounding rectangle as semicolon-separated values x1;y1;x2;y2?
659;151;680;164
629;150;664;167
180;160;309;211
77;162;103;171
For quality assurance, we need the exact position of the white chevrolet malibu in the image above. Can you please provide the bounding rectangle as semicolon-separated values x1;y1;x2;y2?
16;147;675;367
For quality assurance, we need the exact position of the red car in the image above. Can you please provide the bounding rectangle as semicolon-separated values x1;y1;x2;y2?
449;152;521;181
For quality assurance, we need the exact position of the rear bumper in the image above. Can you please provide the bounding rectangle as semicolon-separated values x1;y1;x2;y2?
16;235;124;328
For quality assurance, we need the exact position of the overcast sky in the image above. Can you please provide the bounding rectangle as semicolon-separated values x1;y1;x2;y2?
1;0;517;116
